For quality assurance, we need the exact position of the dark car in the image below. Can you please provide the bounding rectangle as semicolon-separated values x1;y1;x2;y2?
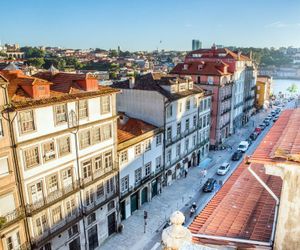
202;178;217;192
231;150;243;161
271;111;276;117
250;132;258;140
246;138;252;146
263;120;270;126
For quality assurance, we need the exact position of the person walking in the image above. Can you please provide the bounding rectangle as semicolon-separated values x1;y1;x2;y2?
184;169;188;178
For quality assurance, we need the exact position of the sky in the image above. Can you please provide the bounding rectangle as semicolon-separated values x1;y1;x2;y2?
1;0;300;51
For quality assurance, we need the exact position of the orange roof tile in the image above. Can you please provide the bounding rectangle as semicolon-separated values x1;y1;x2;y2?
189;162;282;248
250;109;300;165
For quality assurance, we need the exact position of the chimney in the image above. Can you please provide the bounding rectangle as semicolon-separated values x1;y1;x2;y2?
129;77;135;89
119;113;129;125
183;64;188;70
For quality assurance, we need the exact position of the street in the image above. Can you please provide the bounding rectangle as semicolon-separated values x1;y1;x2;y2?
99;100;295;250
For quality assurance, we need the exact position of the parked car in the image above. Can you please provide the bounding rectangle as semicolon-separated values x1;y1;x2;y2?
271;111;276;116
254;127;262;135
237;141;250;153
217;162;230;175
273;115;279;122
250;132;258;140
259;123;266;130
263;120;270;126
202;178;217;192
231;150;243;161
246;138;252;145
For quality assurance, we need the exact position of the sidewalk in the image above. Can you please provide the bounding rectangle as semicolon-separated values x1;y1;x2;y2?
98;112;268;250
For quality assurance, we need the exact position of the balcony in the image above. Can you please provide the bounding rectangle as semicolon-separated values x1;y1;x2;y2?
234;102;243;109
26;181;80;215
0;207;24;230
244;95;255;102
251;85;256;90
220;107;231;116
81;164;117;188
198;139;209;147
220;121;230;129
221;94;232;102
31;209;82;248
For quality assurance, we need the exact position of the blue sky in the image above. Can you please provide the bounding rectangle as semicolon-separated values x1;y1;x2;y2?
1;0;300;51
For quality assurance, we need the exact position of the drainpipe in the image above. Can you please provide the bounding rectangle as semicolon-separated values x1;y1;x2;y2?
162;98;171;188
247;164;279;244
0;84;31;247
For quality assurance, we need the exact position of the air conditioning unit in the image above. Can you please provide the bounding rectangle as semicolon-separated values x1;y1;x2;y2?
45;151;55;160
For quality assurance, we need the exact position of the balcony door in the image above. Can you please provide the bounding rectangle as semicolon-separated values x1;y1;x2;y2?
62;168;73;188
30;181;43;203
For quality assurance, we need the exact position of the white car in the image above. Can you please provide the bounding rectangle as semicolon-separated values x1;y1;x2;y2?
217;162;230;175
238;141;249;153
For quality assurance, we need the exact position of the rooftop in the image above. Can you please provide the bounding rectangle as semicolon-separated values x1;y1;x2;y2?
189;162;282;248
250;109;300;165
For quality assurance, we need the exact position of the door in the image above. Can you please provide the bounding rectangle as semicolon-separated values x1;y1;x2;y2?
30;181;43;203
88;225;98;250
69;237;80;250
130;193;138;214
141;187;148;205
5;230;21;250
107;212;116;236
120;200;126;221
151;180;158;198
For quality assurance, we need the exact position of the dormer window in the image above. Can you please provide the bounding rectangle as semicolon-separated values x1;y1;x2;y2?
208;76;214;85
183;64;189;70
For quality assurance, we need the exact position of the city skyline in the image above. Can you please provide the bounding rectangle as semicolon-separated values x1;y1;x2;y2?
1;0;300;51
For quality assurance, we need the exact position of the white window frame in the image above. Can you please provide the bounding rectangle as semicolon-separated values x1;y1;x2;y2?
54;104;68;125
18;110;35;134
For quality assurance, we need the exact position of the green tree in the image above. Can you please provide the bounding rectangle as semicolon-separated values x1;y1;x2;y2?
108;49;118;57
287;83;298;94
27;57;45;68
20;47;45;58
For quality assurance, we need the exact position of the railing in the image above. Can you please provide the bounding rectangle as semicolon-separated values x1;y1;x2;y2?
31;209;81;246
0;207;24;230
221;94;232;101
26;181;80;214
251;85;256;90
166;127;198;147
83;191;117;214
244;95;255;102
198;139;209;147
20;242;31;250
220;107;231;115
220;121;230;129
234;102;243;109
81;165;117;187
243;105;253;112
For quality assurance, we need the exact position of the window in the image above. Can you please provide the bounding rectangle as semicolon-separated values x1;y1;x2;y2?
135;144;141;156
87;213;96;225
203;116;207;127
199;117;203;129
52;205;62;224
207;76;214;84
207;98;211;108
35;214;48;236
185;119;190;131
47;174;58;193
193;97;197;108
29;181;43;203
135;168;142;183
77;100;88;119
155;156;161;169
121;175;129;193
93;127;101;143
176;144;181;156
94;155;102;171
156;134;162;146
177;123;181;135
207;115;210;126
166;149;171;162
54;104;67;125
102;123;112;141
101;95;111;114
57;136;71;157
166;105;173;118
186;99;190;111
199;100;203;112
193;135;196;146
0;157;9;177
104;151;113;169
62;168;73;188
96;183;104;199
6;230;20;250
68;224;79;237
106;177;115;194
0;117;4;137
65;198;76;217
167;127;172;141
19;110;35;133
24;146;40;168
144;162;151;176
193;115;197;127
43;141;56;162
120;151;128;164
185;139;189;151
79;129;91;149
145;139;151;151
0;193;16;216
85;188;94;206
178;102;182;112
204;99;208;110
108;200;115;211
82;160;92;179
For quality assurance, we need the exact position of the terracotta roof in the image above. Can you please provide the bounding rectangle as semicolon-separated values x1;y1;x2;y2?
186;47;251;61
250;109;300;165
170;61;232;76
0;70;119;109
117;116;157;143
189;162;282;248
111;73;205;101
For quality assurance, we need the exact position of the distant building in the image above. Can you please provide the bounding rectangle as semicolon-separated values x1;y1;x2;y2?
192;40;202;51
256;75;272;109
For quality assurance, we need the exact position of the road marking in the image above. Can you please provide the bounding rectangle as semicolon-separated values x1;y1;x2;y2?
150;242;161;250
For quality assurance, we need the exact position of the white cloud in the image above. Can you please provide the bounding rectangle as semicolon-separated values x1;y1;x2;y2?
265;21;288;28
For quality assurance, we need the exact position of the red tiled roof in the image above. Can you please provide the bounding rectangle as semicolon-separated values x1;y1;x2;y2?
170;61;232;76
250;109;300;165
117;116;157;144
189;162;282;248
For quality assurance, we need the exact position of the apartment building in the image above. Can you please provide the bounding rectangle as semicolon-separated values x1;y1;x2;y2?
117;114;163;220
0;64;120;250
171;60;234;148
112;73;211;186
0;74;28;250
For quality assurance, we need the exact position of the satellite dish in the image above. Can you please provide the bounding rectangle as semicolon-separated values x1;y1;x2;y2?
68;110;78;128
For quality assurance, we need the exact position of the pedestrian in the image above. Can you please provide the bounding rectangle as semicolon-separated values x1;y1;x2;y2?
184;169;188;178
203;168;207;178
